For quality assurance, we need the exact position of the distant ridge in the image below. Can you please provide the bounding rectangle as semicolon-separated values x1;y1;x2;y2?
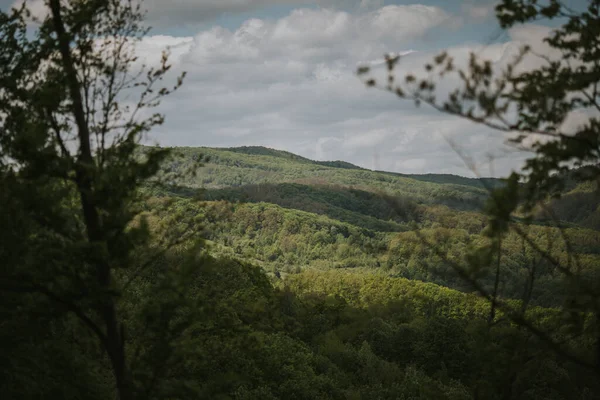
225;146;312;163
376;171;503;190
150;144;501;182
212;145;497;182
213;146;366;170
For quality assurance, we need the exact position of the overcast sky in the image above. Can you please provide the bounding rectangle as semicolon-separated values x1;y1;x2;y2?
5;0;589;176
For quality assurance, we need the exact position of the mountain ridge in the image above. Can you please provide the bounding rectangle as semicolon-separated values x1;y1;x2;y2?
153;145;496;211
157;144;500;182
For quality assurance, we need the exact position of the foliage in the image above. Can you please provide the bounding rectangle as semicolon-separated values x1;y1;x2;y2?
154;146;493;210
3;0;600;398
359;0;600;374
0;1;189;398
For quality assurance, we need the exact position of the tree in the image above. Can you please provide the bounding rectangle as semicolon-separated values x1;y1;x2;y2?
359;0;600;374
0;1;191;398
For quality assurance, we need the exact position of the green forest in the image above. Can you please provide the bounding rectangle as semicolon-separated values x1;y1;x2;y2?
9;143;599;399
2;0;600;399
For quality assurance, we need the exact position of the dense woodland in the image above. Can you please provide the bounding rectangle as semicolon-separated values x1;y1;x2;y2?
148;146;600;308
2;0;600;399
121;144;600;398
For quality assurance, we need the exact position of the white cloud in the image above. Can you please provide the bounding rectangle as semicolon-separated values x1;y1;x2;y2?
462;2;495;20
359;0;384;11
367;5;452;39
9;0;562;177
128;5;547;177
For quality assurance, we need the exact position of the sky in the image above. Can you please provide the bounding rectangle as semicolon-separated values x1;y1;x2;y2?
5;0;590;177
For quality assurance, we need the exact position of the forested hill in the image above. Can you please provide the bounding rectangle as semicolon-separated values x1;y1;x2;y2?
6;2;600;398
143;145;600;309
152;145;500;210
152;145;600;230
133;144;600;398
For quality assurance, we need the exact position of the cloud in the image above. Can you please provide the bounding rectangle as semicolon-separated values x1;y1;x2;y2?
141;0;310;27
126;5;552;177
6;0;555;176
141;0;458;29
7;0;307;31
9;0;313;25
359;0;384;11
462;2;495;20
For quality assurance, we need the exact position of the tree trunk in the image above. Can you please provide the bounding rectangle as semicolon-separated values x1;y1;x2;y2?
48;1;133;399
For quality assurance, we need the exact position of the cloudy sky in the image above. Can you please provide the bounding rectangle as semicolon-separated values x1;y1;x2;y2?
6;0;588;176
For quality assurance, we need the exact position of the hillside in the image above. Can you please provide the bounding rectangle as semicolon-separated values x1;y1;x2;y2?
132;145;600;397
153;145;498;210
153;145;600;230
143;146;600;308
8;142;600;399
6;2;600;399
